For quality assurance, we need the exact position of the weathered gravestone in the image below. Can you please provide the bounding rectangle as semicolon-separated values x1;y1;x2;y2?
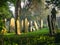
25;18;29;33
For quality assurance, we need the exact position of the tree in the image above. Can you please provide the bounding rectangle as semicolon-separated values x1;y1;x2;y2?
20;0;45;32
29;0;45;29
0;1;12;33
15;0;21;34
46;0;60;35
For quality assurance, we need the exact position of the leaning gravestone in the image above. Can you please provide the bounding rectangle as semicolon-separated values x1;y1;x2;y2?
34;21;39;30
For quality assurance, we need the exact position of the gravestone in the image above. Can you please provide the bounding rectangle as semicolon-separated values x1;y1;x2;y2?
25;18;29;33
16;19;21;34
40;19;43;28
21;20;24;32
10;18;15;32
34;21;39;30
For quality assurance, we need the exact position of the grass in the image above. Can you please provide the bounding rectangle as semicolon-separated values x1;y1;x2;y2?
0;28;60;45
3;28;60;37
4;28;49;37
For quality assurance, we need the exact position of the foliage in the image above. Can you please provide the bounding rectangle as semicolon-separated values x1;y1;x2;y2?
0;14;4;32
0;7;12;19
0;0;16;6
1;27;7;35
46;0;60;8
0;0;8;7
7;0;17;6
51;0;60;7
0;0;16;18
0;0;13;33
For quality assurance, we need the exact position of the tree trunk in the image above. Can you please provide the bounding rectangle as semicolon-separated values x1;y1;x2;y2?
15;0;21;35
51;7;57;35
51;17;56;34
47;15;53;35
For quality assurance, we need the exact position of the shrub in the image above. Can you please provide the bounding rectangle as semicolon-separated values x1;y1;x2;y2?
1;27;7;35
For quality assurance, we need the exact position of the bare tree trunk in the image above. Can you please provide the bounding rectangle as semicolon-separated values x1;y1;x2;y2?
47;15;53;35
51;7;57;35
51;17;56;34
47;15;57;35
15;0;21;35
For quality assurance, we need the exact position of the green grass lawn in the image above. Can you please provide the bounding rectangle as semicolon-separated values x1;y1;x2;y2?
4;28;49;38
0;28;60;45
5;28;49;35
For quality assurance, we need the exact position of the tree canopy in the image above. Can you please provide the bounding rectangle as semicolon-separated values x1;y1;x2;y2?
46;0;60;8
0;0;14;32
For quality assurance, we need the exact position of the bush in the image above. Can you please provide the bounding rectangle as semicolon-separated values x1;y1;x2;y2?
0;27;7;35
0;34;59;45
0;28;60;45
